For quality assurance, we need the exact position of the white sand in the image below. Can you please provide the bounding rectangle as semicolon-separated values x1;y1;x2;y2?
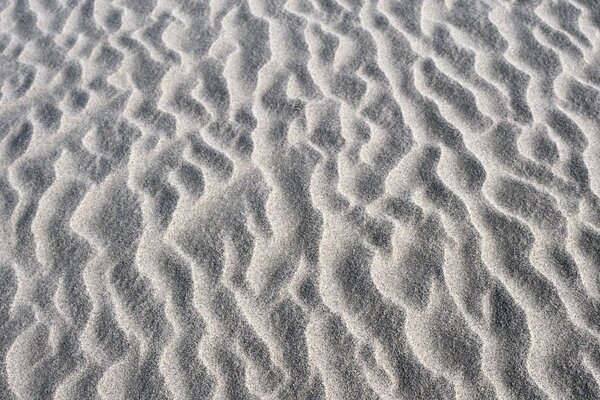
1;0;600;398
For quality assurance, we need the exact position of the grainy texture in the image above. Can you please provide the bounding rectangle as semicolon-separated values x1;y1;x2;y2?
0;0;600;399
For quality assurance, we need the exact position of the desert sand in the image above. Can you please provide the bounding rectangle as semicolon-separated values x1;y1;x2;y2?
1;0;600;398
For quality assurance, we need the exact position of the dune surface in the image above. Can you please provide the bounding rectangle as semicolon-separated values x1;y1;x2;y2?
1;0;600;398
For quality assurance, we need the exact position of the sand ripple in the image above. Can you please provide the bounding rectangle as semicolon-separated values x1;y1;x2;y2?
1;0;600;398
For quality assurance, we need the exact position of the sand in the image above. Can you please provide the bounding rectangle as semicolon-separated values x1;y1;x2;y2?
1;0;600;398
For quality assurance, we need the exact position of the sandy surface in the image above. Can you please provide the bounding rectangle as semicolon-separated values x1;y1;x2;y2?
1;0;600;398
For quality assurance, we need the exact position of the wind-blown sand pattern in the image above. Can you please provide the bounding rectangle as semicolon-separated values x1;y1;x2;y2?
0;0;600;398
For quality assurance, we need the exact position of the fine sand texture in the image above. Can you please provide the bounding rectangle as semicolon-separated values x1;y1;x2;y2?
1;0;600;398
